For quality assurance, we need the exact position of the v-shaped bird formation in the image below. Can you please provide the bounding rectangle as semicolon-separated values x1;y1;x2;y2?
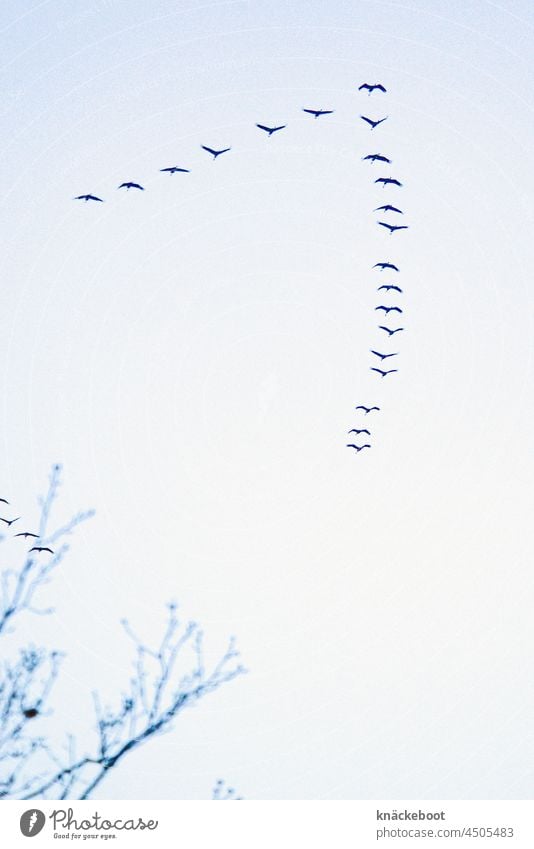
71;79;408;457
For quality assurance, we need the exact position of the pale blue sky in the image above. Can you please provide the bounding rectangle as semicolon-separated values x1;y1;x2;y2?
1;0;534;799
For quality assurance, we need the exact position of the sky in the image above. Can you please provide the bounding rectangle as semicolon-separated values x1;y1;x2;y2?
1;0;534;800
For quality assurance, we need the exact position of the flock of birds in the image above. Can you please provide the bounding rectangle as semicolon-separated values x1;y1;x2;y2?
0;497;54;554
347;82;408;455
72;81;408;457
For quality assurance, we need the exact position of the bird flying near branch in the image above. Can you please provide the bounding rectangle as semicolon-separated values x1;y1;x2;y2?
378;326;404;336
302;108;334;118
347;444;371;452
23;708;39;719
359;83;387;94
362;153;391;164
355;405;380;414
378;221;409;234
74;194;103;202
348;429;371;436
370;350;398;361
374;262;399;272
375;305;403;314
0;517;20;527
371;368;398;378
375;205;403;214
256;123;286;135
29;546;54;554
375;177;402;187
160;167;190;174
201;145;231;159
361;115;388;129
118;182;144;191
14;532;40;539
377;284;403;293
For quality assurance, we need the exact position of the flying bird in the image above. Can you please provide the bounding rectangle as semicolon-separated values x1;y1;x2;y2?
371;367;398;377
160;167;190;174
375;305;403;314
375;205;403;214
348;428;370;436
14;532;40;539
375;177;402;187
23;708;39;719
302;108;334;118
355;405;380;414
256;123;286;136
347;444;371;452
378;284;403;293
378;326;404;336
0;517;19;526
378;221;409;234
360;115;388;129
118;182;144;191
201;145;231;159
0;498;8;504
359;83;387;94
74;194;103;202
362;153;391;164
374;262;399;272
29;546;54;554
370;350;398;361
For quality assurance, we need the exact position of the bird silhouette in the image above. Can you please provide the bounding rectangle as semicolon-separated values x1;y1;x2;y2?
22;708;39;719
362;153;391;164
118;182;144;191
14;531;40;539
375;305;403;314
302;108;334;118
371;367;398;378
375;205;403;214
256;123;286;135
355;405;380;414
370;350;398;361
361;115;388;129
75;194;103;202
347;444;371;452
348;428;371;436
0;517;19;526
378;221;409;234
375;177;402;187
201;145;231;159
29;546;54;554
160;167;190;174
377;284;403;293
0;498;8;504
374;262;399;272
378;325;404;336
359;83;387;94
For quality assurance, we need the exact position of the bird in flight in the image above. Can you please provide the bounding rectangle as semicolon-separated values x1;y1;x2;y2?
118;182;144;191
379;325;404;336
371;367;398;378
361;115;388;129
302;108;334;119
29;546;54;554
0;517;20;526
0;498;8;504
375;305;403;314
256;123;286;136
348;428;371;436
375;204;403;214
359;83;387;94
362;153;391;164
14;532;40;539
375;177;402;187
355;405;380;414
201;145;231;159
75;194;103;202
374;262;399;272
378;284;402;293
378;221;409;234
347;444;371;452
160;167;190;174
371;350;398;361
